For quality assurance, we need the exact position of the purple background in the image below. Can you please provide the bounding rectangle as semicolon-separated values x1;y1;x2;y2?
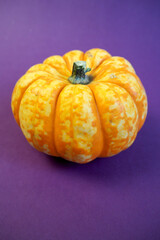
0;0;160;239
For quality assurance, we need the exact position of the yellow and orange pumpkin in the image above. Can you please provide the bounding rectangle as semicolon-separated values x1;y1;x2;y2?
11;48;148;163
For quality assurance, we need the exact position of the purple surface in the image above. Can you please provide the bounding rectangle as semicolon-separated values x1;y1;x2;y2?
0;0;160;239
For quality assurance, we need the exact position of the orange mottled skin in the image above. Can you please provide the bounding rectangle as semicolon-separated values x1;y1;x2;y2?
11;48;148;163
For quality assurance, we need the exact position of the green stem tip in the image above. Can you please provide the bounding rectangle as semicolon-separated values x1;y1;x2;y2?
68;61;92;84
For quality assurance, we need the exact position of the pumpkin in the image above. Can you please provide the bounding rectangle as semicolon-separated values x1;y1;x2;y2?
11;48;148;164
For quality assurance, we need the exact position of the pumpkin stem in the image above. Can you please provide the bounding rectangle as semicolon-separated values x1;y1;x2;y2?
68;61;92;84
